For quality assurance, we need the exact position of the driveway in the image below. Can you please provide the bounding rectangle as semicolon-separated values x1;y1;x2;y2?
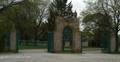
0;49;120;62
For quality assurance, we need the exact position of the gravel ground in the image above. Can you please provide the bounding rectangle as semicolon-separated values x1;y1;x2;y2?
0;49;120;62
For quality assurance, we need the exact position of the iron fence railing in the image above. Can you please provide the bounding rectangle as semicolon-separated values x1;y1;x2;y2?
19;40;47;47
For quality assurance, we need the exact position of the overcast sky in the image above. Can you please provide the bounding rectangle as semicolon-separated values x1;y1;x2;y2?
15;0;86;17
68;0;86;17
67;0;86;30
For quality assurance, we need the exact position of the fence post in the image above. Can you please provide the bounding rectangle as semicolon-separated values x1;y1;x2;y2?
81;34;82;53
48;32;50;52
51;32;53;53
108;35;110;53
16;30;19;53
19;40;21;45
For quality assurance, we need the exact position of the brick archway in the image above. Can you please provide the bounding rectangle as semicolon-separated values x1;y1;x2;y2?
53;12;81;53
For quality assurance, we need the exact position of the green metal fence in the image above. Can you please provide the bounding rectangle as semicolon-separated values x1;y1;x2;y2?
5;38;10;52
47;32;53;53
119;37;120;46
19;40;47;47
1;30;48;53
0;34;10;52
101;34;110;53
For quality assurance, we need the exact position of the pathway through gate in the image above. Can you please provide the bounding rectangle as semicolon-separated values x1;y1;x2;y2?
62;27;73;52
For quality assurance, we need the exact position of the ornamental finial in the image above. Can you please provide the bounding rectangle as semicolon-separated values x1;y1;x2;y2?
74;10;77;18
58;10;61;16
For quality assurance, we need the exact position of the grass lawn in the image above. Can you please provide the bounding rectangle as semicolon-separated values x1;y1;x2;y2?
0;45;47;54
82;47;101;51
61;49;82;54
60;46;101;53
0;47;12;54
64;46;101;51
116;52;120;54
61;50;71;53
61;47;101;53
1;45;119;54
0;51;12;54
19;45;47;50
82;47;100;48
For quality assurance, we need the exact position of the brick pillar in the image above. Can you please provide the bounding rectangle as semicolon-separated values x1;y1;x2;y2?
110;33;116;53
72;32;81;53
53;31;62;53
10;24;17;53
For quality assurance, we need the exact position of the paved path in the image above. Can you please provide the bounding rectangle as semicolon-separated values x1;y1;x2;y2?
0;49;120;62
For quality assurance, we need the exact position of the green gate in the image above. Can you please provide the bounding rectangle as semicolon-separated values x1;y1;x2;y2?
0;34;9;52
5;35;10;52
101;34;110;53
16;30;19;53
48;32;53;53
62;27;72;52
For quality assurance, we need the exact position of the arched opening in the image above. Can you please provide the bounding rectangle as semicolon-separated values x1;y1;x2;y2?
62;27;73;52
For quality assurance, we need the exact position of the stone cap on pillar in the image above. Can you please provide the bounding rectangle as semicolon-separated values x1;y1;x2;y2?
12;24;15;30
58;10;61;17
